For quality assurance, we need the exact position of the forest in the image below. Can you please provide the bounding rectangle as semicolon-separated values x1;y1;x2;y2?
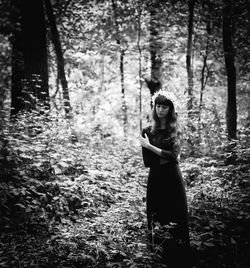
0;0;249;267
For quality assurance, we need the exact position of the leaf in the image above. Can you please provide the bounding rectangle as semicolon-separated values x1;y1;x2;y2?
58;161;70;168
26;206;32;213
230;238;236;245
15;203;26;209
12;189;20;196
204;242;215;247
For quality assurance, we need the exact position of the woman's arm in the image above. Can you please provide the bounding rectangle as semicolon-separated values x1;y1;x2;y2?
140;133;162;156
140;129;159;167
140;134;162;155
140;133;180;162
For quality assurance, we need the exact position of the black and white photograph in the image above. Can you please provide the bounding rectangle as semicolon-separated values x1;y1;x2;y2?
0;0;249;267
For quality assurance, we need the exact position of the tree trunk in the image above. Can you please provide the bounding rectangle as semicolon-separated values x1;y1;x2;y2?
145;1;162;104
44;0;71;118
21;0;49;111
222;0;237;140
120;49;128;137
186;0;195;113
137;2;143;132
199;17;211;124
11;30;25;116
111;0;128;137
9;0;25;116
247;1;250;126
0;72;9;132
186;0;196;155
10;0;49;115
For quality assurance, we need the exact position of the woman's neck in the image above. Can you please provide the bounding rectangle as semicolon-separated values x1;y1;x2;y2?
159;119;167;129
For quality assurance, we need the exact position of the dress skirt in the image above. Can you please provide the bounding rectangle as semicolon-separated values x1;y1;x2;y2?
146;162;189;244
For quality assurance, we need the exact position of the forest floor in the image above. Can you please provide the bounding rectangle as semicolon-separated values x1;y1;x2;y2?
0;134;250;268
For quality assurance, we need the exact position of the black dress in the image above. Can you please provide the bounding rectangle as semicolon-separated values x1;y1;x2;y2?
142;126;190;266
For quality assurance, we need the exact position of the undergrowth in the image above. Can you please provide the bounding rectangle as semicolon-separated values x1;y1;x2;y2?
0;112;250;268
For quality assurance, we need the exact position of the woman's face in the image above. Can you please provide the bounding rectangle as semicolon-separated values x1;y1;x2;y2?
155;103;169;119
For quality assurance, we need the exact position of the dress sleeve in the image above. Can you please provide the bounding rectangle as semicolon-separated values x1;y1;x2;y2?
160;136;180;163
141;128;159;167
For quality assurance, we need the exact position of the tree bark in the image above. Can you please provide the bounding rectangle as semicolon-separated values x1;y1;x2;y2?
10;0;49;114
21;0;49;110
185;0;196;155
120;49;128;137
111;0;128;137
222;0;237;139
145;1;162;103
136;2;143;132
186;0;195;113
44;0;72;118
0;65;9;132
10;29;25;116
199;17;211;125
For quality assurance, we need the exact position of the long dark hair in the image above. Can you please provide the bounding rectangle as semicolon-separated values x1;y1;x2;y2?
151;94;177;134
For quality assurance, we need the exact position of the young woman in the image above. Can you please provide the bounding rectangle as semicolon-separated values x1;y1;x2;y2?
140;91;190;267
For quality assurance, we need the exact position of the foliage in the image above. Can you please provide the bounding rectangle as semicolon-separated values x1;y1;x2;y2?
1;0;249;154
0;0;250;267
0;111;250;267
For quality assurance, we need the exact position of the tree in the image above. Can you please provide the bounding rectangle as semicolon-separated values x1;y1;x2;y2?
111;0;128;137
145;0;163;102
198;1;212;128
0;36;10;131
136;0;143;132
186;0;195;114
186;0;196;155
8;0;49;115
7;0;25;116
10;28;25;116
20;0;49;111
44;0;72;118
222;0;237;139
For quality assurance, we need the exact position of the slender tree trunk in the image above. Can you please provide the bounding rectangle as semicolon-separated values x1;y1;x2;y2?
198;20;211;143
222;0;237;139
120;49;128;137
44;0;71;118
199;55;207;115
0;76;8;132
11;30;25;116
186;0;195;113
10;0;25;116
111;0;128;137
186;0;196;155
199;18;211;124
21;0;49;111
0;94;3;133
100;52;105;92
137;2;143;132
145;1;162;104
247;2;250;125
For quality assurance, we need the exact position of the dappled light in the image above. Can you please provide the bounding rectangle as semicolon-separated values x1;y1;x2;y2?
0;0;249;267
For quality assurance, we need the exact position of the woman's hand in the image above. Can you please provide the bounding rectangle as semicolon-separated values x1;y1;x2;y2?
140;133;150;149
